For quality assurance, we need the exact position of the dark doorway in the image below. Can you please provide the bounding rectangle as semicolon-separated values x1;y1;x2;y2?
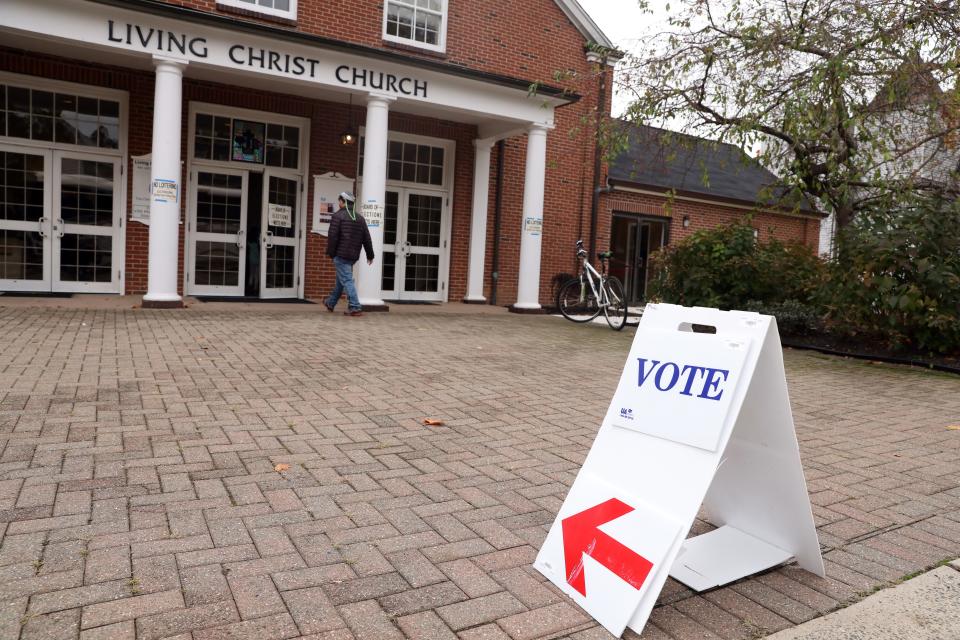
244;172;263;297
610;214;668;305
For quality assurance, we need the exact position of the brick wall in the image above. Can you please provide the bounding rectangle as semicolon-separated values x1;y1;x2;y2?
0;0;618;307
605;189;823;251
165;0;595;85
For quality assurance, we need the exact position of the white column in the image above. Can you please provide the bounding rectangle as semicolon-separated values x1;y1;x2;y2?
355;94;394;308
143;57;186;307
465;139;493;302
514;123;549;310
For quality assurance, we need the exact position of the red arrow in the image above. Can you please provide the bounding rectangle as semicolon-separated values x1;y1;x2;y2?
562;498;654;597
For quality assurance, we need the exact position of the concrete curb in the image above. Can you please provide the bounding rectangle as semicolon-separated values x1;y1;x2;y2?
766;563;960;639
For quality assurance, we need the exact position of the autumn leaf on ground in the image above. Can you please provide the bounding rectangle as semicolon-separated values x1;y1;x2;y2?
422;418;445;426
274;463;291;472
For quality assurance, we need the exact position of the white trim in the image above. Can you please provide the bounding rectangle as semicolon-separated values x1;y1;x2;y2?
184;102;310;298
382;0;448;54
0;144;52;291
217;0;297;20
185;167;249;297
553;0;615;49
0;72;128;294
259;169;301;299
52;151;124;293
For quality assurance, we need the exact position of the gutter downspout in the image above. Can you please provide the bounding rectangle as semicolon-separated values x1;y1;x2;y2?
490;140;506;306
588;54;609;260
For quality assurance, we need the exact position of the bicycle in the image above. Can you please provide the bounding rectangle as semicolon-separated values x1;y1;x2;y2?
556;240;628;330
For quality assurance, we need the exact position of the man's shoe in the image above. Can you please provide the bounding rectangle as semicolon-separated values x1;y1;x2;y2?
324;302;335;312
344;310;364;317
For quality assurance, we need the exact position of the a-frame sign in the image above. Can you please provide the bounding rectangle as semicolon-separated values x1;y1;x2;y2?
534;304;824;637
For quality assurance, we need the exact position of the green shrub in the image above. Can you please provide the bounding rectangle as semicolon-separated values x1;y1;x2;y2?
647;219;825;310
820;198;960;354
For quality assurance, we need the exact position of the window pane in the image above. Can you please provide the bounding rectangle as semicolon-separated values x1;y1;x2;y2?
389;141;403;161
8;86;29;113
214;116;231;139
196;113;213;137
100;100;120;119
32;90;53;116
265;146;282;167
195;137;212;160
77;96;99;146
32;116;53;141
7;110;29;139
55;94;77;144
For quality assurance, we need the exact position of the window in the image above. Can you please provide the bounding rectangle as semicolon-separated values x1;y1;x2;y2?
193;113;300;170
359;138;445;187
383;0;447;52
0;83;120;149
217;0;297;20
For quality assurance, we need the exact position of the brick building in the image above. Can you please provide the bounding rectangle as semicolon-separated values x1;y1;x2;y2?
0;1;817;310
1;0;624;310
604;123;824;304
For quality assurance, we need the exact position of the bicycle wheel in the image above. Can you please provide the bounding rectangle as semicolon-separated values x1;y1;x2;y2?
603;276;629;331
556;277;601;322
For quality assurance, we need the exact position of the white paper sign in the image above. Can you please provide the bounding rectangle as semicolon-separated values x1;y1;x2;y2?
131;154;151;224
524;216;543;236
268;203;292;228
361;202;384;228
312;172;355;236
152;178;178;204
608;330;749;452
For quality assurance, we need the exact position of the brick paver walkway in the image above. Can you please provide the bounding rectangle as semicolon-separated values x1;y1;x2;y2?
0;305;959;640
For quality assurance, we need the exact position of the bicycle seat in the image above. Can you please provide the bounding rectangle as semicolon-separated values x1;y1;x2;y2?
597;251;613;261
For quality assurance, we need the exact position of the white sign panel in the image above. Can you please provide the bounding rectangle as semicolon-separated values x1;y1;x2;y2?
312;172;354;236
523;216;543;236
536;473;683;635
131;154;151;224
608;330;749;451
361;202;384;229
535;304;825;638
268;203;292;228
152;178;178;204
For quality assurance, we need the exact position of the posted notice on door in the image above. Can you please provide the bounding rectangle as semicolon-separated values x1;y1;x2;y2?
268;203;292;228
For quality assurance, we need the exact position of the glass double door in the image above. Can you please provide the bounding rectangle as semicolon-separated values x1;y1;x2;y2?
382;188;448;302
610;214;668;305
187;167;301;298
0;145;121;293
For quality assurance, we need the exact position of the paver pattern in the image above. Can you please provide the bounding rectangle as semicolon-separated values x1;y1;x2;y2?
0;304;958;640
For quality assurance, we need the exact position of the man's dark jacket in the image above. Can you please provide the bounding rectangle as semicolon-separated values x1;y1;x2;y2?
326;207;374;262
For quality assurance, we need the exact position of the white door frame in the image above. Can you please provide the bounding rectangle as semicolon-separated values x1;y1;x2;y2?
0;71;128;294
0;144;53;291
185;166;249;297
52;150;123;293
184;102;309;299
259;168;302;299
358;130;456;302
384;186;450;302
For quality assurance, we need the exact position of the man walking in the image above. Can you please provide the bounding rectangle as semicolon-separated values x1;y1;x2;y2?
324;192;374;316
